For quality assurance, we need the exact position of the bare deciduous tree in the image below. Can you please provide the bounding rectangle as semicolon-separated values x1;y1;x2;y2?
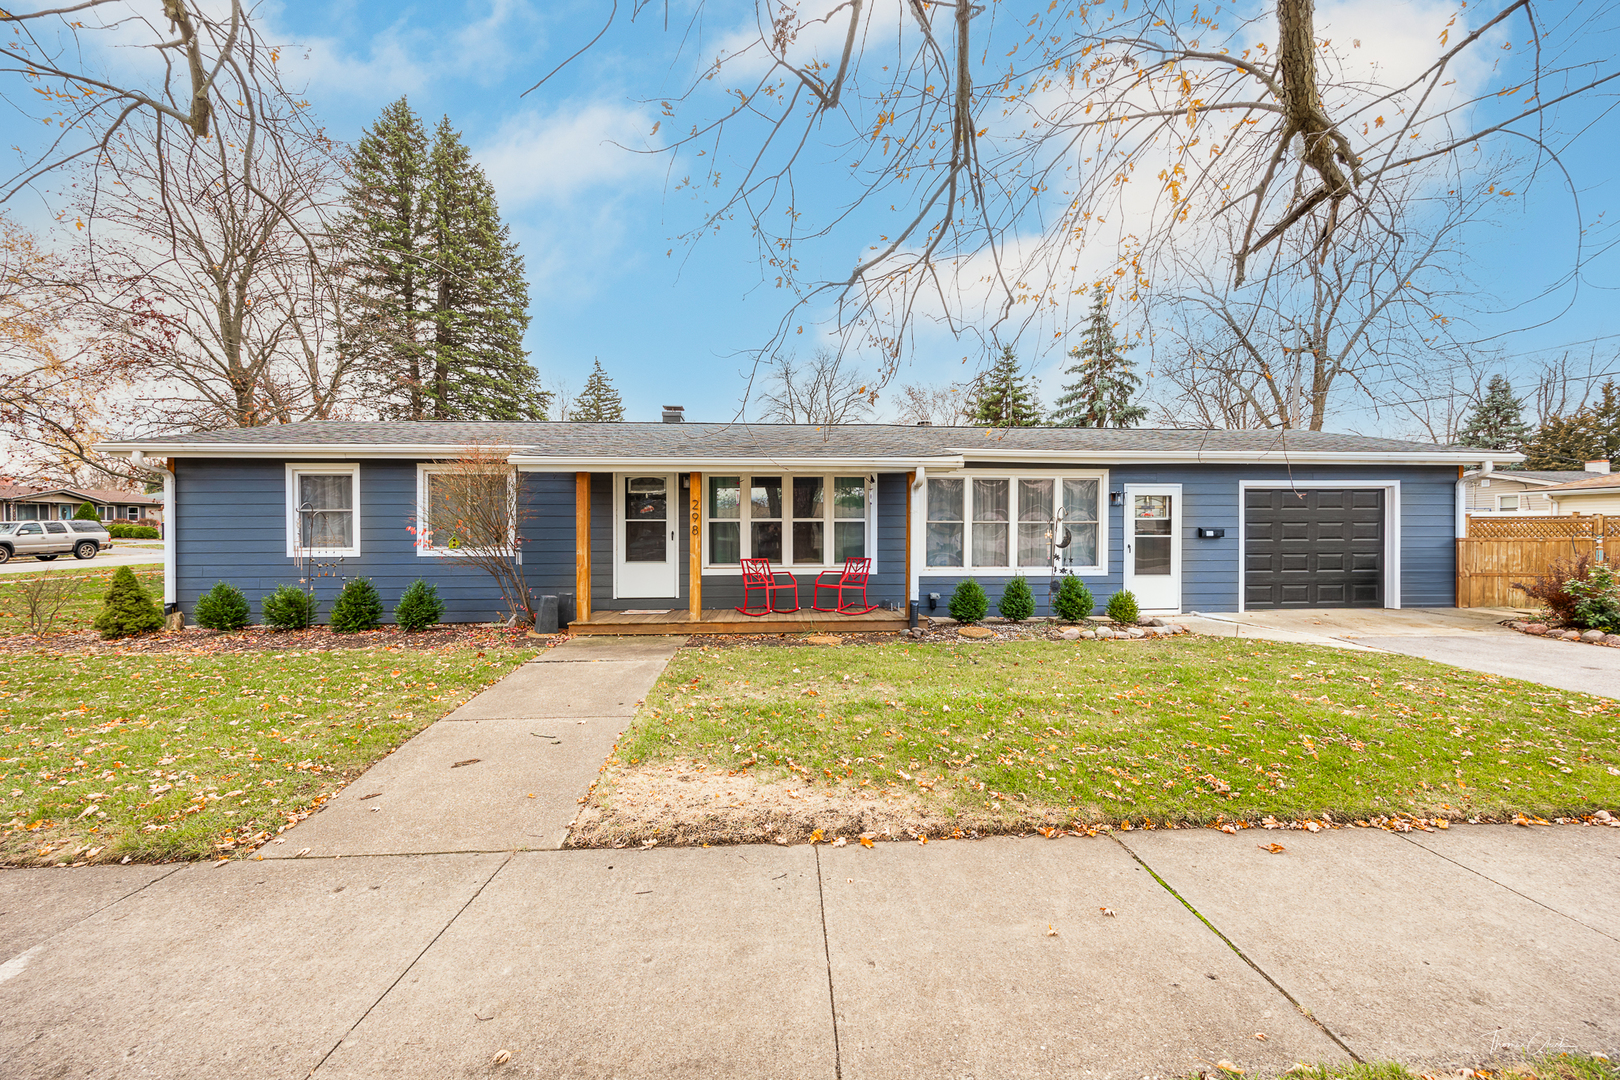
412;445;531;625
891;381;971;427
755;348;875;424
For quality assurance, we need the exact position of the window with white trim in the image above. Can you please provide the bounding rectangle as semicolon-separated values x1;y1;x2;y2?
706;474;869;567
1497;493;1520;512
416;464;515;556
925;473;1106;574
286;464;360;557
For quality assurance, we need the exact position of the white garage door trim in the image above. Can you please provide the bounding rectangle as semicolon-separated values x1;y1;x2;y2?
1237;480;1402;613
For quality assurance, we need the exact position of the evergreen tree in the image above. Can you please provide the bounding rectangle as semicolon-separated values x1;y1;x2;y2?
1050;287;1148;428
93;566;164;639
1522;381;1620;470
341;100;550;421
966;346;1043;427
570;359;626;422
1456;375;1531;451
73;501;99;520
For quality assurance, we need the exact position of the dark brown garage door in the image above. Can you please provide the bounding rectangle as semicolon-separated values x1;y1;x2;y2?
1244;488;1384;608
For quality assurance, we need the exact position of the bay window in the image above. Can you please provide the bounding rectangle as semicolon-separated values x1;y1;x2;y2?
706;474;869;567
924;472;1106;574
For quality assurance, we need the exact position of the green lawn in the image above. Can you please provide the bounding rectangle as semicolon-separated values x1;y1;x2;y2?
0;645;531;864
0;565;164;635
619;638;1620;828
1273;1056;1616;1080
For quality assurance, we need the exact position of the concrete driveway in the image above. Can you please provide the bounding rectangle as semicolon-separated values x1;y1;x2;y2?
1195;607;1620;698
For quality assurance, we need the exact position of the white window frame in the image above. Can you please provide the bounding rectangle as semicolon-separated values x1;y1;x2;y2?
1496;493;1521;513
919;470;1109;576
701;473;874;573
285;463;361;559
415;463;517;558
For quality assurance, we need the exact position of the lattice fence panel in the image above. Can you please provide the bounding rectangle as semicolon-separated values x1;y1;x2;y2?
1465;516;1603;540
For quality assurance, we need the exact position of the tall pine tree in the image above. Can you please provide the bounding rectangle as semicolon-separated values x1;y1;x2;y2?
966;346;1043;427
341;100;549;421
1456;375;1530;451
1050;287;1147;428
1521;381;1620;469
570;359;626;421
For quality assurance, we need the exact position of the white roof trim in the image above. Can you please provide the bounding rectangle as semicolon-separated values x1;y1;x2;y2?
956;447;1524;466
509;455;964;471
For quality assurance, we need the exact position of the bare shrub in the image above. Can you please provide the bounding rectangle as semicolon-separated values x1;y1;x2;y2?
17;571;82;636
412;446;530;625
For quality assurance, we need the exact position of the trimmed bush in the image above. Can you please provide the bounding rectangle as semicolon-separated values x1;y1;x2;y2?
108;523;161;539
948;577;989;624
262;585;318;630
194;582;251;631
330;578;383;633
1105;589;1140;626
73;501;99;520
394;579;444;632
997;574;1036;622
1053;575;1094;622
92;566;164;640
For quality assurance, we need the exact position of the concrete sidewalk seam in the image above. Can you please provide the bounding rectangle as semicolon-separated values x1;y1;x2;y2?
306;852;513;1078
1111;835;1365;1064
812;846;844;1080
0;862;188;965
1392;831;1620;944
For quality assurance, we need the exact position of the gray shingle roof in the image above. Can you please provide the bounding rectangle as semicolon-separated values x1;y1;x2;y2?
100;420;1504;462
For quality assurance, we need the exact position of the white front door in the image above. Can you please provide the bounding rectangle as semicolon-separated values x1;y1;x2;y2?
1123;484;1182;613
615;474;678;598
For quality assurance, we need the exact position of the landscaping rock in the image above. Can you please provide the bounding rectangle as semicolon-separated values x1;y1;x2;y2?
1562;630;1583;641
1166;623;1187;635
1604;634;1620;647
1079;629;1096;640
1094;627;1113;640
1582;629;1607;643
1523;623;1548;635
1059;627;1081;640
1127;627;1146;639
958;626;994;639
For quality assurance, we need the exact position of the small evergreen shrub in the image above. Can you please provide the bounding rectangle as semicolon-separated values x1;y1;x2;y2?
73;501;100;520
394;579;444;632
997;574;1036;622
948;577;989;624
330;578;383;633
1567;563;1620;632
262;585;318;630
107;523;161;539
1053;575;1094;622
1105;589;1140;626
194;582;251;631
93;566;164;640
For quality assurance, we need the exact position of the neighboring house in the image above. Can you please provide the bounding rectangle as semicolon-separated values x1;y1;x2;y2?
0;485;163;524
1460;462;1608;516
99;421;1510;623
1538;469;1620;516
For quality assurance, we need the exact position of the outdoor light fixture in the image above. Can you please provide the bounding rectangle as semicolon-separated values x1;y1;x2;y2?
1109;490;1124;505
1195;527;1226;539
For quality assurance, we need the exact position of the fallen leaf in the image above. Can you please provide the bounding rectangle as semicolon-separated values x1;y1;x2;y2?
1216;1061;1245;1075
1219;824;1238;835
1099;906;1116;917
810;828;824;843
859;835;874;848
1259;842;1286;854
917;834;929;845
831;837;848;847
1046;924;1058;936
451;759;480;768
294;847;310;858
1253;1032;1268;1041
359;792;382;800
492;1049;512;1065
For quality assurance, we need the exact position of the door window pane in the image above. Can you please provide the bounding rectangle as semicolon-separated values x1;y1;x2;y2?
298;473;353;549
625;477;667;563
972;478;1009;567
926;478;964;567
1133;494;1172;576
792;477;824;563
1061;478;1100;568
1017;479;1054;566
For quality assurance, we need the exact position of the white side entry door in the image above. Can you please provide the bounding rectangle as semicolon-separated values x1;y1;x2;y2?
1122;484;1182;613
615;474;679;598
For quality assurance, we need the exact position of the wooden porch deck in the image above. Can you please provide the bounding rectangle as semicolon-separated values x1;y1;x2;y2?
570;608;909;636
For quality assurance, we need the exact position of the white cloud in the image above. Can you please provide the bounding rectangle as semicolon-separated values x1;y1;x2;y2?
476;102;661;208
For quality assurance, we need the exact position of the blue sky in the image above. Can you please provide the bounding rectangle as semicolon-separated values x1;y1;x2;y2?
14;1;1620;430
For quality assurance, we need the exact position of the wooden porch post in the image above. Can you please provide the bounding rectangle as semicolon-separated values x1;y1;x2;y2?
689;472;702;621
575;472;592;624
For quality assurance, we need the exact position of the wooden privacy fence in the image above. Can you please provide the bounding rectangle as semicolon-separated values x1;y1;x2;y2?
1456;514;1620;608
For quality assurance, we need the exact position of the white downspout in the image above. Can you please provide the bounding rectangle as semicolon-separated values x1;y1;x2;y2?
162;464;176;608
1457;460;1491;539
910;465;927;609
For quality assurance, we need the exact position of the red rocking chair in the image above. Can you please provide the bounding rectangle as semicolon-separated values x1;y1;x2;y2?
812;557;877;614
736;558;800;616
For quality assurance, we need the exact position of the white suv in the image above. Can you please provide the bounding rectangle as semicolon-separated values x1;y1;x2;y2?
0;521;105;563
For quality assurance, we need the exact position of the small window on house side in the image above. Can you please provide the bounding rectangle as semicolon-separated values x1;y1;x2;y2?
1498;494;1520;512
287;465;360;557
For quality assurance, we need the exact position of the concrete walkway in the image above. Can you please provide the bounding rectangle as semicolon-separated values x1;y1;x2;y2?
256;635;686;858
1;826;1615;1078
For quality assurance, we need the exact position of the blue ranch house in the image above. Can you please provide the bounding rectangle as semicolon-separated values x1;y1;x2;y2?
100;418;1518;632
